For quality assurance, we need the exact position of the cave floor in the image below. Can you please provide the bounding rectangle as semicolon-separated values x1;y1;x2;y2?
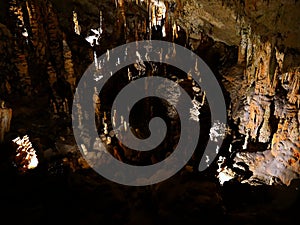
0;165;299;225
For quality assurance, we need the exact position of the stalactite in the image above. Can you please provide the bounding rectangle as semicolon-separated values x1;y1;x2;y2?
286;68;300;106
50;95;70;117
0;24;13;97
9;0;32;95
47;1;64;75
237;25;248;64
13;49;31;95
47;61;57;86
242;130;249;150
0;103;12;142
172;22;178;41
73;11;81;35
93;87;101;125
244;95;272;142
117;0;127;40
25;0;35;24
26;0;46;53
258;103;271;143
63;40;76;90
254;41;272;95
99;10;103;34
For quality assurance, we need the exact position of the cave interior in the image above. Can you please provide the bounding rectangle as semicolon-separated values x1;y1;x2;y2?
0;0;300;225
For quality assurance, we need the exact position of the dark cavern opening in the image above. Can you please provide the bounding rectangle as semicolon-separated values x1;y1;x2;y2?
0;1;299;225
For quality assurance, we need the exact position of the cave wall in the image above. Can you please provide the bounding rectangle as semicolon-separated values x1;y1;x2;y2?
224;33;300;185
175;0;300;185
